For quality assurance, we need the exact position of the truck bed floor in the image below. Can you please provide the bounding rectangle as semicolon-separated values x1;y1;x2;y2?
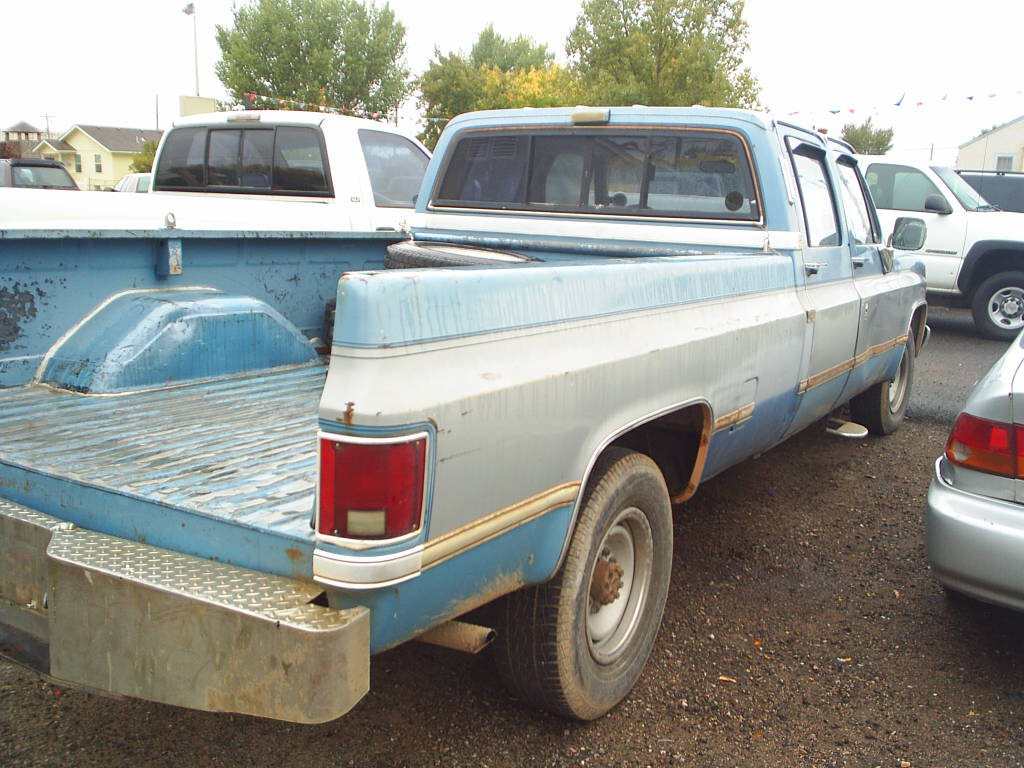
0;365;326;535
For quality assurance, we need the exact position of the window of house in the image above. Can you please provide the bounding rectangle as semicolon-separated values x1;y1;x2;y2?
94;154;102;173
996;154;1015;171
74;154;82;173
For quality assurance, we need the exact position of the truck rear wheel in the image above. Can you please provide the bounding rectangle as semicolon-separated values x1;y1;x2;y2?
492;448;672;720
970;271;1024;341
849;335;915;435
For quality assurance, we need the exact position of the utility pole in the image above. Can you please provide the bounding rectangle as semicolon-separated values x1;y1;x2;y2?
183;3;199;96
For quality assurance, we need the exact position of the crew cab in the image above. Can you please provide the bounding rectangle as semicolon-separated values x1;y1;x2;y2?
864;155;1024;339
0;107;926;725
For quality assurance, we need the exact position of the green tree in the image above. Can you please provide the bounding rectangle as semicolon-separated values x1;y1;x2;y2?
566;0;759;108
129;139;158;173
417;27;573;149
471;24;554;72
840;117;894;155
215;0;410;117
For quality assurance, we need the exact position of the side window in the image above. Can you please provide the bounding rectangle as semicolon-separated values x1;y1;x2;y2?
154;127;207;188
835;159;879;245
272;127;329;194
864;163;942;212
358;130;429;207
789;143;840;247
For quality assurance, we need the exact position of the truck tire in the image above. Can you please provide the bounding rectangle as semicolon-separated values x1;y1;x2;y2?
970;271;1024;341
492;448;672;720
849;335;915;435
384;241;530;269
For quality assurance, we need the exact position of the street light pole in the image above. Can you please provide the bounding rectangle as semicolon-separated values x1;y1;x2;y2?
183;3;199;96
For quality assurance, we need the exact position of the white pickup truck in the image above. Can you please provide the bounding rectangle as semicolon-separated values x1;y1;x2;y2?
0;111;430;232
863;155;1024;340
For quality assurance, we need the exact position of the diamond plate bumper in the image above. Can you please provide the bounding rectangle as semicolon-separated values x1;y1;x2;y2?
0;497;369;724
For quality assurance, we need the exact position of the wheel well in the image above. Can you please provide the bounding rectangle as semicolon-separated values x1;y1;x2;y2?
911;304;927;354
605;403;710;505
961;248;1024;295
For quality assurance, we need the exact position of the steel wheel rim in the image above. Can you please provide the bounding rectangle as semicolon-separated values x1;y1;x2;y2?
887;344;909;412
586;506;654;665
987;286;1024;331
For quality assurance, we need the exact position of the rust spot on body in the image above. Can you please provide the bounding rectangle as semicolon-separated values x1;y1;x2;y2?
342;402;355;424
285;548;304;563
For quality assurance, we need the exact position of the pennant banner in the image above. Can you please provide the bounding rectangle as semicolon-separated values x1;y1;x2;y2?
784;89;1023;119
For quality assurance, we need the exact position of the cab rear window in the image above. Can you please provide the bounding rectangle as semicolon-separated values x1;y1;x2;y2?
433;128;760;221
154;125;331;196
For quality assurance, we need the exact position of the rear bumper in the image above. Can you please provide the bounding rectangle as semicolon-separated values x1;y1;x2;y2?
0;497;369;724
926;460;1024;612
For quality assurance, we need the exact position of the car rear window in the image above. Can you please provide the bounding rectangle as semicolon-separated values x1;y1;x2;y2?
154;125;331;196
11;165;77;189
432;128;760;221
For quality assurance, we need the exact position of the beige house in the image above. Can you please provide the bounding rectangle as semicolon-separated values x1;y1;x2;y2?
957;115;1024;171
33;125;162;190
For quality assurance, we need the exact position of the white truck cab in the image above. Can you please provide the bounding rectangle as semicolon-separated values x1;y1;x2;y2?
151;110;430;232
863;155;1024;339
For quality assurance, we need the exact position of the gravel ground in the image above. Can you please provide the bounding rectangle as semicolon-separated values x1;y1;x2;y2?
3;321;1024;767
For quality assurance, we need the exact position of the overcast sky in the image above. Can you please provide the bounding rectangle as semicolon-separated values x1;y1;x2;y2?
4;0;1023;163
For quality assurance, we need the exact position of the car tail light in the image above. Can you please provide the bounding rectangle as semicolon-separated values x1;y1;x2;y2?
318;433;427;540
945;412;1024;478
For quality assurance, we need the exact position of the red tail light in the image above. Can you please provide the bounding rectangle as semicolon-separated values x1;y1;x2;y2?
945;412;1024;478
318;433;427;540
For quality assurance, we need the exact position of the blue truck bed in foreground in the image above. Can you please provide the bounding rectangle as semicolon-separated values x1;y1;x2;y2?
1;107;927;724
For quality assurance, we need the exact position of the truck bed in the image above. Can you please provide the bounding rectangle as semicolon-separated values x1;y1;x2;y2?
0;364;326;577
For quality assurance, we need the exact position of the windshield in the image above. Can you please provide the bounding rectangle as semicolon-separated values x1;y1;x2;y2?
933;165;996;211
12;165;77;189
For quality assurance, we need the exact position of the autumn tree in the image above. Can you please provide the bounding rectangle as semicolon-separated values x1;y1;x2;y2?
567;0;759;108
129;139;158;173
215;0;411;117
840;117;893;155
417;26;576;149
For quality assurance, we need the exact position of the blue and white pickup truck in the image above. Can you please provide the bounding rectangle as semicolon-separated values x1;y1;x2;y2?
0;106;927;724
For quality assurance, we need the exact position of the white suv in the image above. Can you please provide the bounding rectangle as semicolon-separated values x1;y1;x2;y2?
864;156;1024;340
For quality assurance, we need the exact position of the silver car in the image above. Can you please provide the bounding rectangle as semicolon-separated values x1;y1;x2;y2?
927;332;1024;610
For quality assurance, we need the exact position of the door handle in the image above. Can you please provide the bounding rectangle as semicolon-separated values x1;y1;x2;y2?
804;262;827;276
851;256;869;268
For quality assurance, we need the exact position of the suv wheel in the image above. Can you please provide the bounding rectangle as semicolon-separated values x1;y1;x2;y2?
971;271;1024;341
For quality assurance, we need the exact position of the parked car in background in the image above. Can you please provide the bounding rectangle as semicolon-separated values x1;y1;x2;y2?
863;156;1024;340
927;330;1024;612
958;170;1024;214
113;172;151;193
0;158;78;189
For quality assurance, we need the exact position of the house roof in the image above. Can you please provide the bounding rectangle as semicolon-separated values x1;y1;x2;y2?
5;121;42;133
959;114;1024;149
60;125;163;152
32;138;75;152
